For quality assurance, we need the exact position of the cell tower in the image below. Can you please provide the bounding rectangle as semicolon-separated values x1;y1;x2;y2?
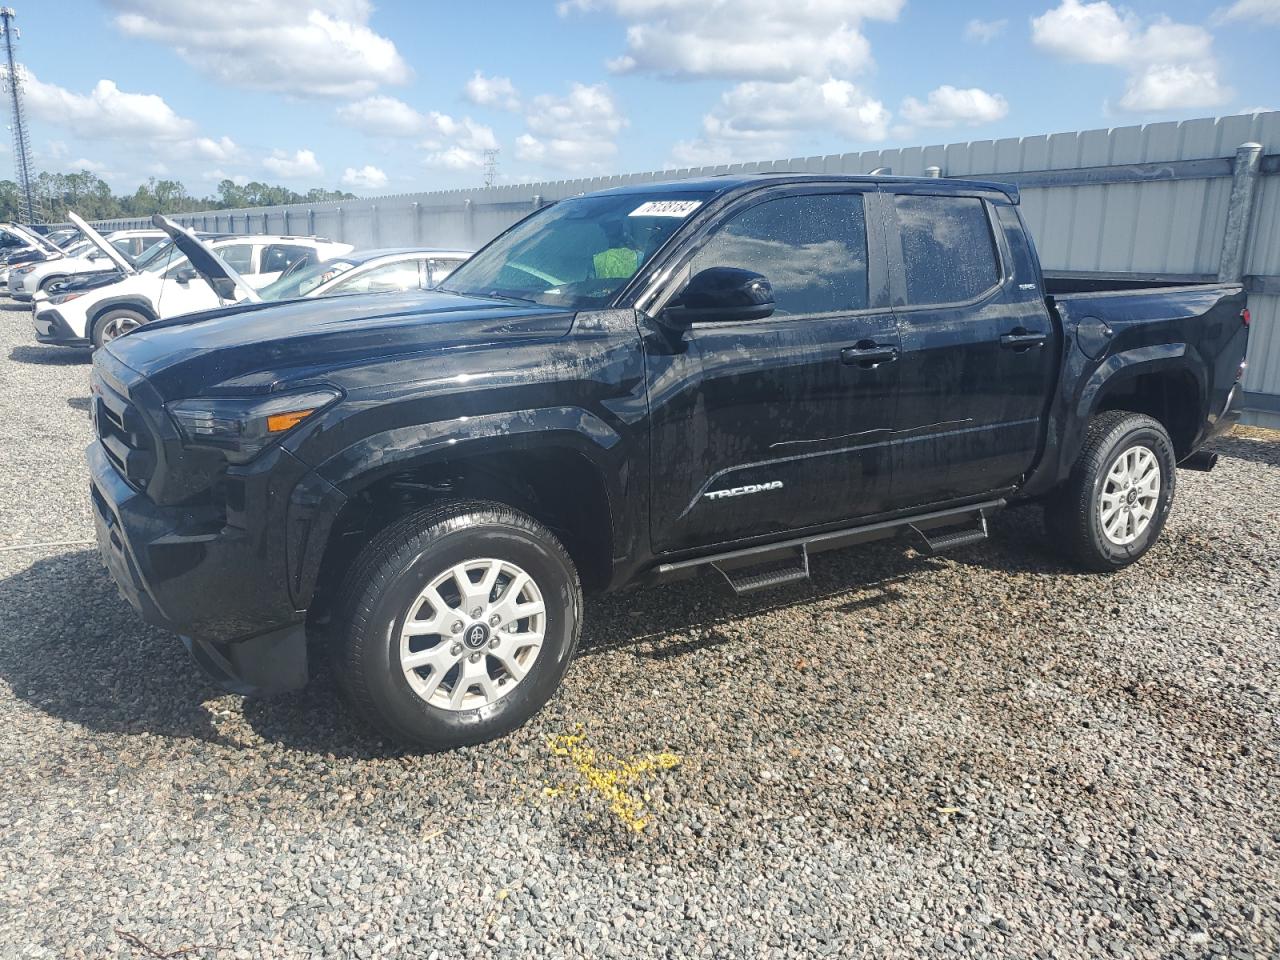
0;7;36;223
483;148;499;189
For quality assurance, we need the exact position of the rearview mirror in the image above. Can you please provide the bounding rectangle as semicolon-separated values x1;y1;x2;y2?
660;267;775;329
173;267;197;284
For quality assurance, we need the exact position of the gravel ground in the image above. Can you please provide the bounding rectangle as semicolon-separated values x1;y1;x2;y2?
0;303;1277;960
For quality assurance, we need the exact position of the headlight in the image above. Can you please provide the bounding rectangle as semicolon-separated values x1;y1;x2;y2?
49;291;85;305
166;388;341;464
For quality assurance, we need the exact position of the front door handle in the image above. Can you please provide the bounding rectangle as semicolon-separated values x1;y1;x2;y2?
1000;329;1048;350
841;341;899;367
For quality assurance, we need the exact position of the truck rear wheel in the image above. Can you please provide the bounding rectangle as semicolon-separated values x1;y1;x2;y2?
333;500;582;749
1045;411;1176;571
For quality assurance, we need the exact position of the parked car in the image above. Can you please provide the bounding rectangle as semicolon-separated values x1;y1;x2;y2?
34;217;352;347
86;174;1249;748
0;225;65;289
255;248;472;302
9;225;167;301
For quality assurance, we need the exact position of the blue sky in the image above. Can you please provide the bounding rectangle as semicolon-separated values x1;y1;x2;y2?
7;0;1279;196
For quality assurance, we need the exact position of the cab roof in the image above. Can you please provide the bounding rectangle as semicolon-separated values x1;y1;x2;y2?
589;172;1019;204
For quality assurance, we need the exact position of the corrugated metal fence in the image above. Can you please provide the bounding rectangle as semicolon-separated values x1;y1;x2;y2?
98;112;1280;426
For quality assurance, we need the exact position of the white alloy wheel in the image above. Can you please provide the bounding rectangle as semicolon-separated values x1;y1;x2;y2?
398;558;546;710
1099;445;1161;546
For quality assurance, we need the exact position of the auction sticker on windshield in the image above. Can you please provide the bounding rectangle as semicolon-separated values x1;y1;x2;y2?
629;200;702;218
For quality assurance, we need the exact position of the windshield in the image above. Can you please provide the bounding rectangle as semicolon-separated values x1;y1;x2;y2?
258;258;356;302
135;239;178;270
440;191;711;309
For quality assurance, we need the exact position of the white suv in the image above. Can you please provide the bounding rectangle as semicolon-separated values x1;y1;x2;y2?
9;227;167;301
32;216;352;348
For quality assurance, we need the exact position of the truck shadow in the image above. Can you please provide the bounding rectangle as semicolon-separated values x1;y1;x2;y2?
1207;434;1280;469
8;345;91;366
0;515;1071;759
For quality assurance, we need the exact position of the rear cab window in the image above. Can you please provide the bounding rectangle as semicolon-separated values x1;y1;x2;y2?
891;194;1001;306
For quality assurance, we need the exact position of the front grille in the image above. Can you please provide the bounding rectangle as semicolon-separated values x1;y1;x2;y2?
93;372;156;491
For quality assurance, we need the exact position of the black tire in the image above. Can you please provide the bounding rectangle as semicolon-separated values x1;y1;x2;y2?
1045;411;1177;571
38;274;68;294
333;500;582;749
90;308;148;350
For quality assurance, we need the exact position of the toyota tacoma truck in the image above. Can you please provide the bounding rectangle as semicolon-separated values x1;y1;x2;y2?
87;174;1249;749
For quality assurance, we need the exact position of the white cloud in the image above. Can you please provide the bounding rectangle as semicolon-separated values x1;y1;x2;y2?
670;76;889;166
263;148;323;179
464;71;521;111
181;136;241;162
964;18;1007;42
204;169;250;185
341;164;388;189
67;158;108;174
424;146;487;170
516;83;627;173
1215;0;1280;25
562;0;904;81
110;0;410;98
12;70;196;140
337;95;426;137
337;96;500;166
899;86;1008;128
1032;1;1230;112
1119;65;1231;112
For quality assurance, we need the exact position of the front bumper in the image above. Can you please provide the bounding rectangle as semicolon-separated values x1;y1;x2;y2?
33;306;91;348
9;282;33;302
87;440;311;694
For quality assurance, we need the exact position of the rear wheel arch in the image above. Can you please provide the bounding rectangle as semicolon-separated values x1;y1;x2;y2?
1088;359;1204;459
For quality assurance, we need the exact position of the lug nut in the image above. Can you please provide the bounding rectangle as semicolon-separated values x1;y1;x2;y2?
471;607;483;618
489;614;500;626
489;636;500;649
452;621;463;634
450;643;462;656
469;652;482;663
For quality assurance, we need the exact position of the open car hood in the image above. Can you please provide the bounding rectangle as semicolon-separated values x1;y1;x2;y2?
68;212;137;275
152;214;261;304
10;223;63;257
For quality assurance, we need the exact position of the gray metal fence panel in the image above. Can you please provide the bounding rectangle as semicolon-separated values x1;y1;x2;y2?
92;112;1280;422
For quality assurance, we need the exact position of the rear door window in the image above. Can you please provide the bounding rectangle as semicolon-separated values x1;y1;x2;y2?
686;192;870;316
261;244;314;275
893;195;1000;305
217;243;254;274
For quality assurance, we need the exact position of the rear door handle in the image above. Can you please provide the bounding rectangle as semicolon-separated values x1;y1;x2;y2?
1000;329;1048;350
841;342;899;367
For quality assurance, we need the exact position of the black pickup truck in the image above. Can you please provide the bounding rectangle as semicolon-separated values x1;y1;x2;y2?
87;174;1250;748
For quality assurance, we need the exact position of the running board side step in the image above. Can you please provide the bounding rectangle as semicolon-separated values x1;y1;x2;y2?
712;545;809;595
653;498;1006;590
909;511;989;555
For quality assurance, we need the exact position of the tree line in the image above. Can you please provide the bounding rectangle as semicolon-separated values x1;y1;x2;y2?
0;171;356;223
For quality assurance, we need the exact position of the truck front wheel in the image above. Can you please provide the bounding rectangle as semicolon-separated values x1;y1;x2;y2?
1045;411;1177;571
333;501;582;749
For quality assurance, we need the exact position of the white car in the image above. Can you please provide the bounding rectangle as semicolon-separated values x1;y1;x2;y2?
255;247;471;302
9;226;167;301
33;215;353;348
0;224;65;289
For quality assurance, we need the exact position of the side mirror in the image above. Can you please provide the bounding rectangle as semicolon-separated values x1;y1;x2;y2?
173;267;197;285
660;267;775;329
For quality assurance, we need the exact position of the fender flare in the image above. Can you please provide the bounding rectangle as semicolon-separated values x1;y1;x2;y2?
1042;342;1208;488
1076;343;1207;425
286;407;624;608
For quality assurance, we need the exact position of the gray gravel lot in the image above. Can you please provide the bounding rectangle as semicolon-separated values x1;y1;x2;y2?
0;303;1276;959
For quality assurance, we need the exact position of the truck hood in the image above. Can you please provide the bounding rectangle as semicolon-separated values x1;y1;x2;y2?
68;212;136;275
104;289;577;398
152;213;259;303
